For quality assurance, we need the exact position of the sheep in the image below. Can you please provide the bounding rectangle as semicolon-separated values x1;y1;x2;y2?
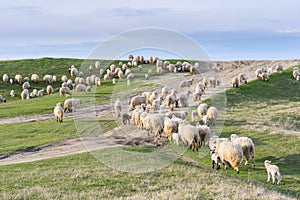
255;68;263;78
10;90;15;97
238;73;248;84
127;73;134;80
15;74;23;84
2;74;9;83
64;99;82;112
94;77;101;86
89;65;93;71
232;77;239;88
117;71;124;79
127;79;131;86
114;98;122;117
208;135;229;151
172;132;179;145
43;75;53;84
259;72;269;81
131;108;143;127
203;78;208;90
9;79;13;85
292;69;299;80
23;77;29;82
179;90;191;107
163;117;178;139
165;90;177;110
30;74;39;83
264;160;282;184
103;74;110;82
46;85;54;94
215;140;243;173
70;67;78;77
211;151;221;170
197;124;212;148
59;87;72;97
22;82;31;90
197;103;207;119
267;67;274;75
0;95;6;103
122;113;131;125
130;95;147;111
275;64;283;73
165;111;187;120
53;75;57;83
190;65;196;75
112;78;116;85
140;113;164;137
67;79;73;89
145;73;150;80
30;89;38;98
193;91;202;102
21;89;29;100
203;106;218;126
156;66;163;75
152;98;161;113
191;110;198;122
99;68;104;76
194;82;204;94
54;102;64;123
37;89;44;97
76;84;86;93
61;75;68;83
179;78;193;90
95;61;101;69
78;77;85;84
209;78;217;88
161;87;169;100
230;134;255;166
178;120;199;151
86;86;92;92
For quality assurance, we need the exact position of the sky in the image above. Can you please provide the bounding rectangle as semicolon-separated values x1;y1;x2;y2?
0;0;300;61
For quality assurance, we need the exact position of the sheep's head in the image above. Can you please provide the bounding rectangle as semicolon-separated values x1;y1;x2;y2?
264;160;271;166
230;134;238;141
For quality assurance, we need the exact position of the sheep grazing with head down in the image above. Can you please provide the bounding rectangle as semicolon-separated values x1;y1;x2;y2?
264;160;282;184
21;89;29;100
22;82;31;90
238;73;248;84
76;84;86;93
203;106;218;126
10;90;15;97
230;134;255;166
259;72;269;81
0;95;6;103
64;99;82;113
191;110;198;122
15;74;23;84
197;124;212;148
31;74;39;83
178;120;199;151
114;98;122;117
197;103;207;119
275;64;283;73
165;90;177;110
172;132;179;145
47;85;54;95
292;68;299;80
43;75;53;84
130;95;147;111
122;113;131;125
59;87;72;97
179;90;192;108
3;74;9;83
54;102;64;123
163;117;178;139
232;77;239;88
214;140;243;174
140;113;164;137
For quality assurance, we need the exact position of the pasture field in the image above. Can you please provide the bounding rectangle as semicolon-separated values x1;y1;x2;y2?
0;58;299;199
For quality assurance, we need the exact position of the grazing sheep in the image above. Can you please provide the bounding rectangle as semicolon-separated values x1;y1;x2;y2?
215;141;243;174
95;61;101;69
70;67;78;77
255;68;263;78
2;74;9;83
191;110;198;122
114;98;122;117
78;77;85;85
130;95;147;111
59;87;72;97
209;78;217;88
203;106;218;126
118;71;124;79
275;64;283;73
179;90;192;107
67;79;73;89
230;134;255;166
140;113;164;137
54;102;64;123
211;151;221;170
145;73;150;80
163;117;178;139
76;84;86;93
99;68;104;76
172;132;179;145
10;90;15;97
264;160;282;184
0;95;6;103
178;120;199;151
259;72;269;81
292;69;299;80
30;89;38;98
37;89;44;97
122;113;131;125
165;111;187;120
53;75;57;83
161;87;169;100
179;78;193;90
238;73;248;84
61;75;68;83
15;74;23;84
156;66;163;75
232;77;239;88
103;74;110;82
21;89;29;100
22;82;31;90
46;85;54;94
203;78;208;90
197;124;212;148
30;74;39;83
208;134;230;151
197;103;207;119
152;98;161;113
166;90;177;110
194;82;205;94
9;79;13;85
64;99;82;112
193;91;202;102
43;75;53;84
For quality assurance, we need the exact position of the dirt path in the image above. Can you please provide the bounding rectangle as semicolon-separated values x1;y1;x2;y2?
1;60;299;166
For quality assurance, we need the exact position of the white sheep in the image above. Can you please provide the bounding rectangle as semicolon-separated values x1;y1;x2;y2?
215;140;243;174
99;68;104;76
37;89;44;97
209;78;217;88
2;74;9;83
232;77;239;88
255;68;263;78
193;91;202;102
0;95;6;103
211;151;221;170
197;124;212;148
163;117;178;139
230;134;255;166
203;78;208;90
145;73;150;80
10;90;15;97
46;85;54;94
21;89;29;100
43;75;53;84
103;74;110;82
179;78;193;90
53;75;57;83
178;120;199;151
9;79;13;85
259;72;269;81
191;110;198;122
54;102;64;123
61;75;68;83
203;106;218;126
118;71;124;79
64;99;82;112
197;103;207;119
275;64;283;73
172;132;179;145
30;89;38;98
76;84;86;93
130;95;147;111
165;90;177;110
264;160;281;184
30;74;39;83
70;67;78;77
15;74;23;84
156;66;163;75
114;98;122;117
179;90;191;107
238;73;248;84
292;69;299;80
152;98;161;113
165;111;187;120
127;73;134;80
95;61;101;69
59;87;72;97
140;113;164;137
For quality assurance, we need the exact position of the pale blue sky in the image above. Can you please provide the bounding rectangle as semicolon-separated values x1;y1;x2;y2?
0;0;300;60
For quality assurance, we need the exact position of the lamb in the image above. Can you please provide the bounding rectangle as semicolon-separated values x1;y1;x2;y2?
215;140;243;173
197;103;207;119
46;85;54;94
54;102;64;123
9;79;13;85
43;75;53;84
59;87;72;97
76;84;86;93
172;132;179;145
30;89;38;98
21;89;29;100
2;74;9;83
129;95;147;111
15;74;23;84
203;106;218;126
22;82;31;90
10;90;15;97
30;74;39;83
211;151;221;170
178;120;199;151
264;160;282;184
232;77;239;88
197;124;212;148
230;134;255;166
179;78;193;90
114;98;122;117
163;117;178;139
0;95;6;103
64;99;82;112
122;113;131;125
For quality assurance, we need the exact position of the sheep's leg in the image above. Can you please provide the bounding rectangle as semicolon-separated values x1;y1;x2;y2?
252;155;255;167
267;172;270;182
272;173;276;184
212;160;215;169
